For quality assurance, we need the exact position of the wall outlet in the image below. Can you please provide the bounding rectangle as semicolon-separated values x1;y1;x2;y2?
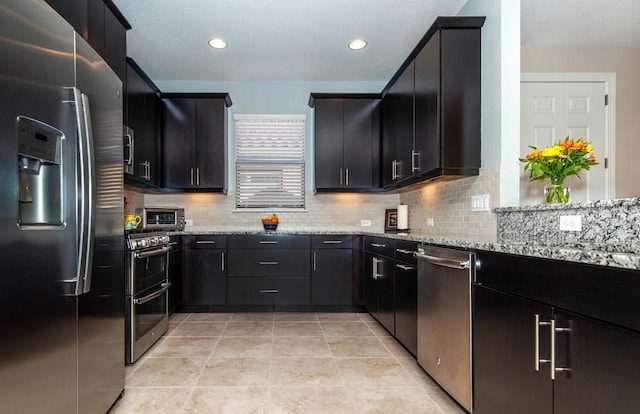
360;219;372;227
559;215;582;231
185;219;193;227
426;218;435;227
471;194;491;212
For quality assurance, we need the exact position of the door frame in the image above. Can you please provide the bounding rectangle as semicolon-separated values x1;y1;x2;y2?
521;72;616;200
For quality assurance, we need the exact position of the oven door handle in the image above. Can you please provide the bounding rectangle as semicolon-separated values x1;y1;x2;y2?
133;281;172;305
134;246;170;259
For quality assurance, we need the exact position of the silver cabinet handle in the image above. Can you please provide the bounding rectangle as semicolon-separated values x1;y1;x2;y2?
259;289;278;293
414;252;470;270
535;314;551;371
323;240;342;244
371;243;386;248
221;251;225;272
395;264;415;271
395;248;415;254
339;168;343;186
411;150;420;173
196;240;216;244
372;257;380;279
259;261;278;265
391;160;397;180
190;168;194;185
345;168;349;186
551;319;572;380
259;241;278;244
168;241;178;246
313;252;317;271
196;167;200;186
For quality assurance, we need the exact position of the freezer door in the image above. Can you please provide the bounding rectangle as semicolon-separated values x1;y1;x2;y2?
0;1;78;413
74;33;125;414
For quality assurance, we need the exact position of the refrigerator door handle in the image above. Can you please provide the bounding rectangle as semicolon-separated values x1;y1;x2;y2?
70;87;87;296
72;88;96;295
80;92;96;294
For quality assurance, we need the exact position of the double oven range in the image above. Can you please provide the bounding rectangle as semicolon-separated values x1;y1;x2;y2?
125;207;184;364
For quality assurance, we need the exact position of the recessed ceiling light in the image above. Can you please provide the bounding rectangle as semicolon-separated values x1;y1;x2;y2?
208;38;227;49
348;39;367;50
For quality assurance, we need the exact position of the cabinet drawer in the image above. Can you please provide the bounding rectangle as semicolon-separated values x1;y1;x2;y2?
394;240;418;265
227;277;310;305
228;249;310;277
311;235;352;249
364;236;394;257
228;234;310;249
182;235;227;249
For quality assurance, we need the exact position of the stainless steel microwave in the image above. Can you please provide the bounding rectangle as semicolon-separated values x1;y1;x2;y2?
136;207;185;230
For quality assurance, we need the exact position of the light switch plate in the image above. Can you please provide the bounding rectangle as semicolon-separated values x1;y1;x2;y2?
426;218;435;227
559;215;582;231
185;219;193;227
360;219;372;227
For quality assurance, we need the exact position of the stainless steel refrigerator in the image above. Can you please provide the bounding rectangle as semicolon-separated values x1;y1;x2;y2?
0;0;125;413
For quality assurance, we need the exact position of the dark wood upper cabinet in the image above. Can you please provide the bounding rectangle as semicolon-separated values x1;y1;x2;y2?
162;93;232;191
45;0;130;81
310;94;381;192
382;62;414;187
125;58;161;187
382;16;484;190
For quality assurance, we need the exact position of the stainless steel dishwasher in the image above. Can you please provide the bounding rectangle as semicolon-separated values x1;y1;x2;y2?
415;245;475;413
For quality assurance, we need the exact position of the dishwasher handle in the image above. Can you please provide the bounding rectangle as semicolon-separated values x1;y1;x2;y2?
414;251;470;270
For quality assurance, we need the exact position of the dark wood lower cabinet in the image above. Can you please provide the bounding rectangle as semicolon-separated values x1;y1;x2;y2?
311;249;352;305
473;285;553;414
182;247;226;306
363;250;394;335
227;277;310;305
394;260;417;356
474;284;640;414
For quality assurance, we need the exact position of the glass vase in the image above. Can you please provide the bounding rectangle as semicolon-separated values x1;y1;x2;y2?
544;184;570;204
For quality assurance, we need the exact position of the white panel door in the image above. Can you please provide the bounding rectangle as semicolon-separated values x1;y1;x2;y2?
520;81;609;205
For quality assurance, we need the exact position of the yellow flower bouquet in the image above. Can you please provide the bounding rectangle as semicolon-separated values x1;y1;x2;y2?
520;137;598;203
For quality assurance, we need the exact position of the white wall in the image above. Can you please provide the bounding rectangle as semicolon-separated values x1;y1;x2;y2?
458;0;520;207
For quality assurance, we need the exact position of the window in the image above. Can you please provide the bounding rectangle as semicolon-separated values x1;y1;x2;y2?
235;114;306;209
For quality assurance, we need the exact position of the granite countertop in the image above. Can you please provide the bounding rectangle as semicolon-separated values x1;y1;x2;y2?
172;229;640;271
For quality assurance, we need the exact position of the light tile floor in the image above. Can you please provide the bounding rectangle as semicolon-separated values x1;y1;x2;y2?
109;312;466;414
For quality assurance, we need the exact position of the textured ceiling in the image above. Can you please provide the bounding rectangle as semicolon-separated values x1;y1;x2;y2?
113;0;640;84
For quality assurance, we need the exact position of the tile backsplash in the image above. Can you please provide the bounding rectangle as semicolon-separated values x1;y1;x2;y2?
125;164;501;239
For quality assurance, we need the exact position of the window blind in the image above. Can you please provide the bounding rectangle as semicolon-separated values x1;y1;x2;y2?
235;115;305;209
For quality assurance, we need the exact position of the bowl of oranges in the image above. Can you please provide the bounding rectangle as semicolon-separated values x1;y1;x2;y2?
261;214;279;231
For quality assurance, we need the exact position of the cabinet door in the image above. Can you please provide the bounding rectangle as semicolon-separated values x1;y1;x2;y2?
382;62;414;187
45;0;87;35
314;99;344;189
375;256;395;335
86;0;105;56
363;252;377;314
473;285;553;414
553;311;640;414
168;243;181;314
343;99;374;189
413;31;439;175
311;249;352;305
164;98;196;188
103;3;126;81
394;261;417;355
182;248;226;306
195;98;226;189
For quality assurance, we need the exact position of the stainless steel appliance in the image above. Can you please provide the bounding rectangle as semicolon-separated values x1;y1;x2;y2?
0;1;124;413
137;206;186;230
416;246;475;412
126;231;171;363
